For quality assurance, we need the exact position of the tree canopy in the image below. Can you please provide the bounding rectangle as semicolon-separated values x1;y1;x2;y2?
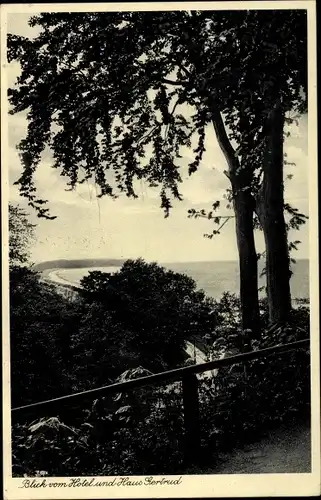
9;265;77;406
7;9;308;329
8;9;307;217
9;203;35;266
8;203;79;406
78;258;218;371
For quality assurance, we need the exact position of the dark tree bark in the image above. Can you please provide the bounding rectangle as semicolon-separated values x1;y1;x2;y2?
233;180;260;335
256;100;292;324
209;105;260;336
187;35;260;337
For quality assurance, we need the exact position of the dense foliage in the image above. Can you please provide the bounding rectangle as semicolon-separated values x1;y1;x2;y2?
10;265;77;406
8;8;310;470
8;10;308;330
9;205;72;406
8;10;306;216
9;205;310;475
11;257;218;404
9;204;36;267
78;259;218;373
9;204;310;476
12;294;310;477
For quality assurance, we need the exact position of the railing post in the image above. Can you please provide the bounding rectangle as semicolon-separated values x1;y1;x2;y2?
182;373;200;468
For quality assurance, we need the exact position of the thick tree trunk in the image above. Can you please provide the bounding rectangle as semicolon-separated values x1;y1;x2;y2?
189;44;260;336
233;185;260;335
256;101;292;324
208;106;260;336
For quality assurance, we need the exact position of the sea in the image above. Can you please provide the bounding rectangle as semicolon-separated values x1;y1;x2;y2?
51;259;309;301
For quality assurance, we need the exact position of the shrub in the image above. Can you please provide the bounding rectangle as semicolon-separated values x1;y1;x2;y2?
11;293;310;476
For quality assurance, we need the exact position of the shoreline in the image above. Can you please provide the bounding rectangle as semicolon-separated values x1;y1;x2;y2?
47;270;79;287
43;267;310;305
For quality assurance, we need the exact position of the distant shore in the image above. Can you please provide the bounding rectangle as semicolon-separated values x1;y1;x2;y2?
44;266;309;308
44;267;121;288
33;258;126;272
47;270;78;287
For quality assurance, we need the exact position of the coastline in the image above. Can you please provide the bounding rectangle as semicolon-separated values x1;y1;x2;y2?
43;265;310;306
47;269;81;287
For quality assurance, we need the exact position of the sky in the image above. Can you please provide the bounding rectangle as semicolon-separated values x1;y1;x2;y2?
5;13;309;264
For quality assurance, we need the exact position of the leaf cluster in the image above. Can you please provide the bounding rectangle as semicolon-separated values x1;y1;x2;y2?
8;10;307;217
9;203;36;266
12;293;310;477
77;258;219;374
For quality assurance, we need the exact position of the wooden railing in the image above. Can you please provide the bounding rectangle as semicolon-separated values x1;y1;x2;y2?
11;339;309;466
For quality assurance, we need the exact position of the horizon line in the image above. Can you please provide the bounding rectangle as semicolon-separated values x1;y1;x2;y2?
33;256;310;266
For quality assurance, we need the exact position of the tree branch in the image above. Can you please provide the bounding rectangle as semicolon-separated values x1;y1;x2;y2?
208;102;238;174
166;53;192;80
178;64;192;78
216;217;231;232
188;209;235;221
196;214;234;220
163;97;183;143
136;124;160;146
181;29;238;176
59;61;91;83
162;78;187;86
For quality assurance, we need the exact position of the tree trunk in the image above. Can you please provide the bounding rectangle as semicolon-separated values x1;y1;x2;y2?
208;105;260;336
233;184;260;335
256;101;292;324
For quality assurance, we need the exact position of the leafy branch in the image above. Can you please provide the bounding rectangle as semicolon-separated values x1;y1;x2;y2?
188;201;235;238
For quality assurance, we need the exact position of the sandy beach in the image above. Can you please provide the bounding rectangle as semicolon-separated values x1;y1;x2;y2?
47;270;80;287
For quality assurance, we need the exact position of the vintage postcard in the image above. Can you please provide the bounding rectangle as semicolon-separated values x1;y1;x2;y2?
1;1;320;498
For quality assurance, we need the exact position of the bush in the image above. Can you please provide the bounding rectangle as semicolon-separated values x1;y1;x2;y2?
11;291;310;476
77;258;219;372
198;298;310;458
10;266;77;407
12;370;185;476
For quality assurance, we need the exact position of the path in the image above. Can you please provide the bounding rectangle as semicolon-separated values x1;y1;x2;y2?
185;341;207;364
210;421;311;474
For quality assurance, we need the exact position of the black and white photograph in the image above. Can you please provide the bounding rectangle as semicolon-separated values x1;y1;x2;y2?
2;1;320;498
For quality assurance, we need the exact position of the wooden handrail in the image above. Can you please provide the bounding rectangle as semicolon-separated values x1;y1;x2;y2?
11;339;309;417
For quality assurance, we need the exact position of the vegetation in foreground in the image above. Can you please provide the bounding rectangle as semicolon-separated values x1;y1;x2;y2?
11;284;310;476
8;10;308;332
10;268;309;473
7;8;310;477
9;203;310;476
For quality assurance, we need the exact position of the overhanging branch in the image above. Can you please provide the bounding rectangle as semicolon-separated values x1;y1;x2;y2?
162;78;187;86
208;103;238;174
